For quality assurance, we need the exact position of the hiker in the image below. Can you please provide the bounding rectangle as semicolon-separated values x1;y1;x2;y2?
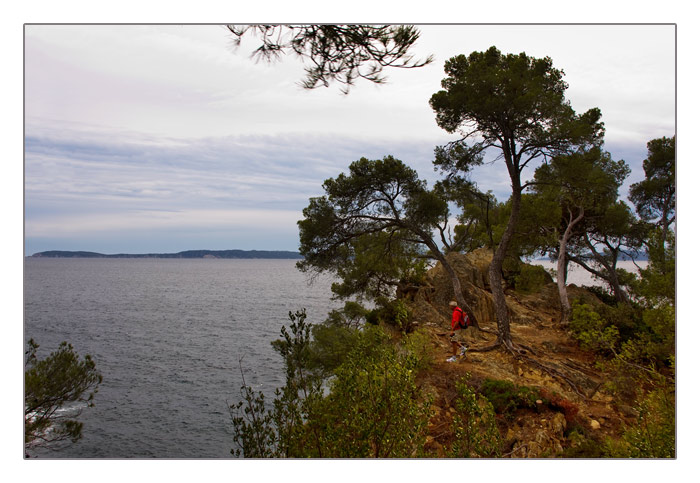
447;300;470;362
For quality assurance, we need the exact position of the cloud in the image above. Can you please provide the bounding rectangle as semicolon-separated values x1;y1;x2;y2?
24;125;448;253
24;119;658;255
26;208;300;237
23;24;675;254
25;128;441;206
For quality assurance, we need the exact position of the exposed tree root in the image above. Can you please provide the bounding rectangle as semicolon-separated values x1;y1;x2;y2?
467;342;501;353
476;326;497;335
518;354;588;399
464;337;590;399
437;327;596;399
563;358;601;378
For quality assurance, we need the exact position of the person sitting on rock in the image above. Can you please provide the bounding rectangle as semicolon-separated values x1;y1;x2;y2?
447;300;469;362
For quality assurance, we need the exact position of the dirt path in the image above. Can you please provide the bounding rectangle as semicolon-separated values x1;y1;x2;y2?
415;318;631;457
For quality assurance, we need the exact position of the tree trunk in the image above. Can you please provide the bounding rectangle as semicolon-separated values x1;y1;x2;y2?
556;242;571;324
557;208;585;325
417;227;482;329
488;183;521;349
488;259;513;348
583;235;630;304
607;266;630;304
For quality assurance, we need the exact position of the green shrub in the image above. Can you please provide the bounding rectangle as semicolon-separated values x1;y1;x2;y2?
232;309;320;458
366;297;413;332
514;264;551;294
501;257;521;287
582;285;618;306
569;302;620;354
622;387;675;458
309;323;360;374
595;302;643;344
605;383;675;458
231;312;432;458
401;328;434;371
310;325;433;458
323;301;370;329
562;432;610;458
451;376;502;457
479;379;539;419
570;299;674;375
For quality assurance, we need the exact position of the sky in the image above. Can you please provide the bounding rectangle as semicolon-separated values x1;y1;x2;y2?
22;23;676;255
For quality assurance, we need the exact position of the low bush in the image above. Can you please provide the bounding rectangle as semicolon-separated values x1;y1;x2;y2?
568;302;620;355
451;376;502;457
310;325;433;458
582;285;618;306
366;297;413;332
479;379;540;419
561;432;609;458
401;328;434;371
232;311;433;458
514;264;552;294
539;389;579;423
619;386;675;458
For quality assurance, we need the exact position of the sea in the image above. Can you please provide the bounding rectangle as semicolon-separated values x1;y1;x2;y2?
23;257;646;458
23;258;341;458
529;259;647;286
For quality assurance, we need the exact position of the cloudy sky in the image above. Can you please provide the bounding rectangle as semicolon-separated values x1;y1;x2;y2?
24;24;676;255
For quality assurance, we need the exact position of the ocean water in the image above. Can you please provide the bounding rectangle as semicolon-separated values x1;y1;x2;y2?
23;258;340;458
529;259;648;286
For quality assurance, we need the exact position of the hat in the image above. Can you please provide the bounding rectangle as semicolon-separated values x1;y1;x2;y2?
449;301;458;307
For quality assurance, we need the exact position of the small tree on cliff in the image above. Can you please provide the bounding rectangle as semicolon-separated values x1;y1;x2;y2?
429;46;604;351
629;135;676;271
297;155;483;327
530;147;630;323
566;200;645;304
25;339;102;456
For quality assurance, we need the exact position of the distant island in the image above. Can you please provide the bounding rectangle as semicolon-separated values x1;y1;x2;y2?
31;249;304;259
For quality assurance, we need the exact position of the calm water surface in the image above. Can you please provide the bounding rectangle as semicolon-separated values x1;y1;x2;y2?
24;258;339;458
530;259;647;286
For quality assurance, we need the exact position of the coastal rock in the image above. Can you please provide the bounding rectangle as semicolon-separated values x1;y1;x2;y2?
500;410;570;458
550;412;567;436
405;249;603;331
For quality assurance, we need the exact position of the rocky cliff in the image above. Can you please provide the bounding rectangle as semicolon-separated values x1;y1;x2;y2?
401;249;630;457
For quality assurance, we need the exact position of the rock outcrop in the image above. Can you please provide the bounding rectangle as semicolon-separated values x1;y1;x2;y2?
405;248;600;331
400;249;626;457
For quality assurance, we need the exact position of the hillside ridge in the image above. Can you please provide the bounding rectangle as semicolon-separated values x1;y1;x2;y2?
30;249;303;259
404;249;632;457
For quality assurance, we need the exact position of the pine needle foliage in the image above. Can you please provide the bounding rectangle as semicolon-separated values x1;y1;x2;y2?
24;339;102;456
230;310;432;458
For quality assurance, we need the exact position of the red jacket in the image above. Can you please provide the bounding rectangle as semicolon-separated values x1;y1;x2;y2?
451;306;467;331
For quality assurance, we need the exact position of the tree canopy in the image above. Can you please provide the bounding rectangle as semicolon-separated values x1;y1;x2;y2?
228;25;433;93
297;155;482;326
629;136;675;229
528;147;630;320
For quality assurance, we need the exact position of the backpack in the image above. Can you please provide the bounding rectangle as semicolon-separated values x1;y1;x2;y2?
455;307;470;330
